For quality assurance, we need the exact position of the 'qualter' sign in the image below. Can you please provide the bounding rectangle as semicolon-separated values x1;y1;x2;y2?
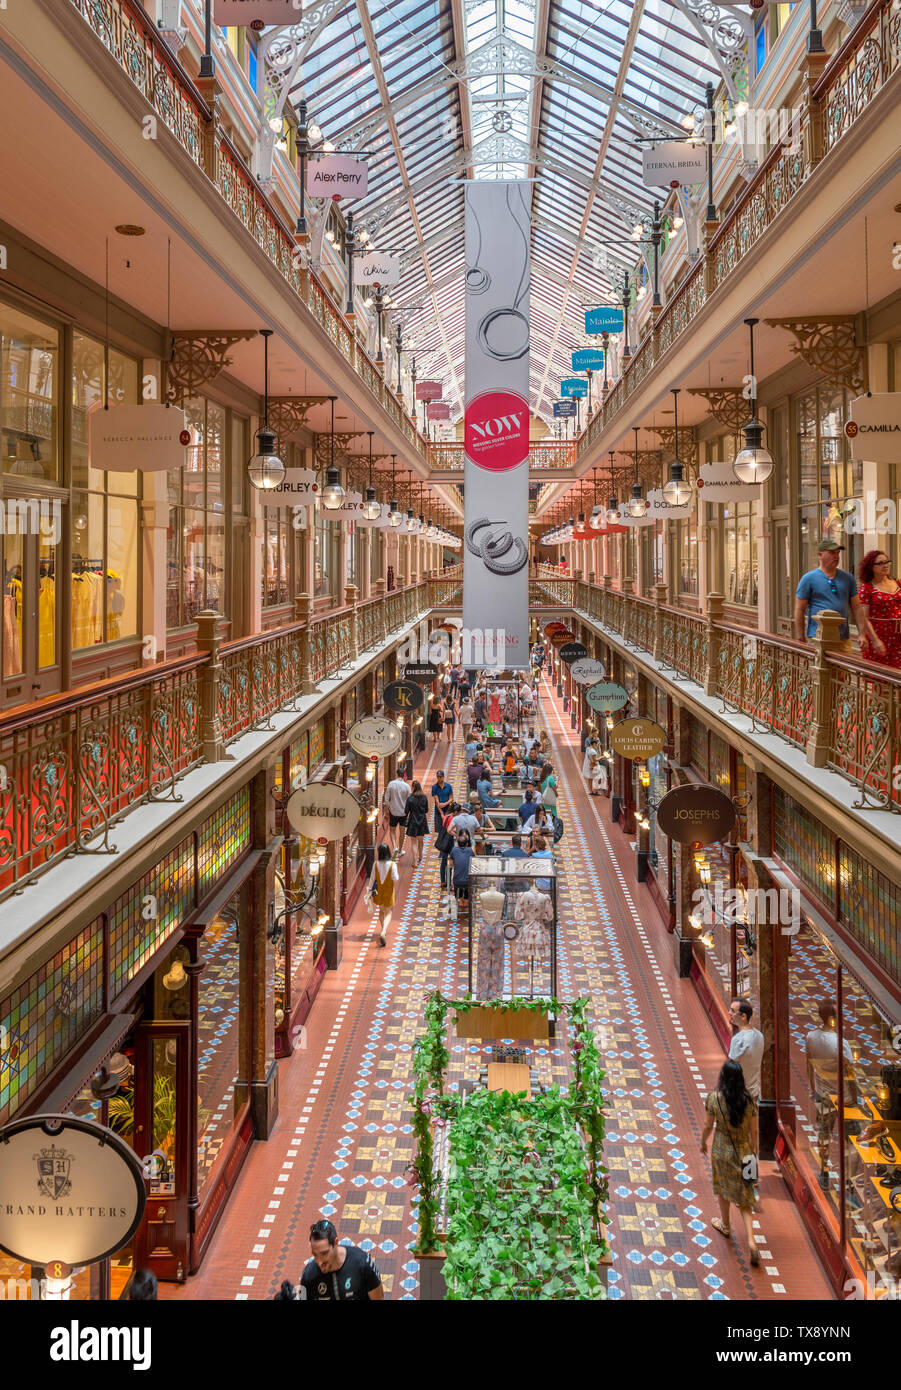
306;155;368;198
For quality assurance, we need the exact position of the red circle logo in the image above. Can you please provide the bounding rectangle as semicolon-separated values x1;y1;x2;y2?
179;430;191;446
845;421;858;437
464;390;529;472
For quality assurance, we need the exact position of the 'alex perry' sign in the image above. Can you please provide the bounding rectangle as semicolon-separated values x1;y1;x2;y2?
306;155;368;198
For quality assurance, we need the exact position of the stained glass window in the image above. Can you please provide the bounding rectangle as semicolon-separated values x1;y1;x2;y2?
773;788;836;912
308;719;326;773
689;715;707;779
290;733;309;789
109;837;194;998
198;786;251;898
0;920;103;1124
838;844;901;988
708;732;730;793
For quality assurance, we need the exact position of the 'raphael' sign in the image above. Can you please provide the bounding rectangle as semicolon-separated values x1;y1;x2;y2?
285;782;361;842
608;718;667;760
0;1115;145;1268
655;783;735;847
569;658;607;686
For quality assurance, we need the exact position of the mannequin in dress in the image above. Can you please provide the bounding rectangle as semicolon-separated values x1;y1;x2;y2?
513;884;553;995
476;886;506;1000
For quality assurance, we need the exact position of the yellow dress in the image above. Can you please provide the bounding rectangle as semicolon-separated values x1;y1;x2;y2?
38;576;55;668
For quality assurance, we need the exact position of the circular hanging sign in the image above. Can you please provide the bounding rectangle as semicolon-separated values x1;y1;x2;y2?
609;717;667;760
656;783;736;847
0;1114;145;1267
585;680;630;711
544;621;568;638
464;389;530;472
348;716;403;760
569;657;607;686
550;630;575;648
285;782;361;842
403;661;439;685
382;679;424;713
559;641;588;665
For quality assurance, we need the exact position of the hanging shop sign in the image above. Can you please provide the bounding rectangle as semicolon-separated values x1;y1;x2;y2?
348;716;403;759
427;401;451;421
571;348;606;372
0;1114;145;1268
646;487;693;518
559;640;588;664
569;657;607;686
403;660;439;684
609;717;667;760
549;630;576;648
260;467;319;506
585;306;624;335
415;381;443;402
358;252;401;286
656;783;736;847
87;404;189;472
585;680;630;711
285;781;361;842
306;155;368;199
358;502;393;529
844;393;901;463
382;678;425;712
214;0;299;23
463;180;531;669
333;489;363;521
641;141;707;189
553;400;578;418
560;378;588;398
697;461;760;500
544;621;568;637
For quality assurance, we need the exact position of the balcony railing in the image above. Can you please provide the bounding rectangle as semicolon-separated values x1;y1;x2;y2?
428;441;576;472
0;577;458;905
575;0;900;466
531;576;901;817
67;0;425;458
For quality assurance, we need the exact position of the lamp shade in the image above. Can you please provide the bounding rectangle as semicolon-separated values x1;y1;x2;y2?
732;418;774;484
662;463;692;506
248;429;286;491
363;486;381;519
321;467;345;509
627;483;647;517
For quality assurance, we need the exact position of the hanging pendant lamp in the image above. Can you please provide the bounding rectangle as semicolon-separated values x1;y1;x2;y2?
248;329;286;490
321;397;345;509
605;451;620;524
662;389;692;505
733;318;775;484
363;431;381;518
627;425;647;516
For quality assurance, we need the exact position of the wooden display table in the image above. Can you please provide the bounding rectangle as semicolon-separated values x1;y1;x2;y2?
455;1005;550;1039
486;1062;532;1098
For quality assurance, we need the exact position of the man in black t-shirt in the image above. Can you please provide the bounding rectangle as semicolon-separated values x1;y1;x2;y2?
299;1220;384;1301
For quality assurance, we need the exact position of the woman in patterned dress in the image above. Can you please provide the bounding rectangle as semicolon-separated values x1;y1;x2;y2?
857;550;901;669
700;1059;760;1267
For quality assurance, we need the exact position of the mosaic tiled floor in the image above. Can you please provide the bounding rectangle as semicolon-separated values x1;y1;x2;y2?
166;678;833;1301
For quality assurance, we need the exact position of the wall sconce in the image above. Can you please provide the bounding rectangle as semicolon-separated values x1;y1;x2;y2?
308;858;320;877
162;959;187;991
639;767;650;787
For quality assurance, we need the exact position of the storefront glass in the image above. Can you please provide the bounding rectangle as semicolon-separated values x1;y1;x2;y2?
196;898;243;1200
1;303;58;481
796;385;862;581
167;397;229;629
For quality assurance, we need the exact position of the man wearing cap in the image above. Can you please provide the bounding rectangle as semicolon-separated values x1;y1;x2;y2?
795;540;885;656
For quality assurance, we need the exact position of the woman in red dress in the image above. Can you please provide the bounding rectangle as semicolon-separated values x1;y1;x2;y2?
857;550;901;669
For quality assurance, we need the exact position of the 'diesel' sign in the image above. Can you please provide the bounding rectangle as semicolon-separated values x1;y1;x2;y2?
285;782;361;842
0;1115;145;1269
656;783;736;847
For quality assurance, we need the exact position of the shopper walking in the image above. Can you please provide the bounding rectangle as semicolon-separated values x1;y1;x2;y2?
404;781;429;867
794;540;884;656
728;997;765;1100
430;769;453;832
367;843;399;947
300;1219;384;1300
459;695;476;740
857;550;901;668
382;773;411;857
450;830;474;907
700;1060;760;1267
442;693;456;745
427;693;443;743
539;762;558;813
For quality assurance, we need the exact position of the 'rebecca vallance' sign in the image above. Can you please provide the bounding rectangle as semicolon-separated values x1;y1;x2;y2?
88;404;189;472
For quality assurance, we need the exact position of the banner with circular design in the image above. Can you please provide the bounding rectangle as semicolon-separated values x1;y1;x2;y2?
348;716;403;759
609;717;667;760
585;680;629;711
559;641;588;664
569;657;607;686
656;784;736;846
383;679;425;712
286;782;361;842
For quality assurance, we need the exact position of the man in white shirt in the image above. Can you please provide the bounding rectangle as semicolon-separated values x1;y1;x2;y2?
382;775;411;856
459;698;475;738
449;807;480;839
728;997;765;1100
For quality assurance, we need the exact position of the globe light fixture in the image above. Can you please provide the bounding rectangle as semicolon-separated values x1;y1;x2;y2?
322;466;345;509
732;318;775;484
662;388;693;506
627;425;647;516
606;495;620;526
248;329;286;491
362;431;381;518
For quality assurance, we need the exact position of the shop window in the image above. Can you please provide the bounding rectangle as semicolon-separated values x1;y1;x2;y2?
314;513;334;598
689;714;708;779
196;899;244;1200
71;332;141;649
309;718;326;772
676;516;698;596
774;786;836;911
755;20;766;72
247;39;258;93
795;385;862;583
346;526;358;587
167;397;229;630
370;526;381;583
0;919;104;1125
262;507;290;607
708;732;730;792
1;302;59;482
723;501;758;607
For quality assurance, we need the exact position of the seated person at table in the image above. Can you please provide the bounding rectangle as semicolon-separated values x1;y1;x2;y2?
464;736;481;763
467;754;485;790
476;772;500;808
529;833;554;892
522;727;538;754
528;805;553;845
519;788;539;825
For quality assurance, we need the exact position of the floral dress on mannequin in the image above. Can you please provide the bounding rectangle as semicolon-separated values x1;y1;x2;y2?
514;886;553;959
476;888;506;1000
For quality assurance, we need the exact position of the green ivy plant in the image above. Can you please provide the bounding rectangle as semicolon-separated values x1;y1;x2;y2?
409;990;609;1289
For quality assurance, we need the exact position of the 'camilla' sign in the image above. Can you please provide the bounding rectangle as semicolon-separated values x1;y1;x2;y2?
845;394;901;463
0;1115;145;1267
285;782;361;842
